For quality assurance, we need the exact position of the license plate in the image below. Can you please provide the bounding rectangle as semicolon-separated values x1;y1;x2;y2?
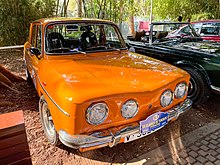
124;132;149;143
124;112;168;143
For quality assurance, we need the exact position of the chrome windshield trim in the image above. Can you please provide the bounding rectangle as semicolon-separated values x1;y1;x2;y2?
44;22;127;55
37;76;70;117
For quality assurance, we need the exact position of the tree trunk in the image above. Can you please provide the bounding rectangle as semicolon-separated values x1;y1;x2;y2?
0;64;23;92
128;0;135;37
64;0;69;17
102;0;107;19
56;0;59;16
129;14;135;36
0;64;23;83
113;0;117;22
109;0;112;21
118;0;124;31
82;0;87;17
77;0;82;17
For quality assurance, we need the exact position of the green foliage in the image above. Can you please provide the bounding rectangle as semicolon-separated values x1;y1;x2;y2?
82;0;219;22
191;13;214;21
0;0;219;46
152;0;220;21
82;0;138;23
0;0;56;46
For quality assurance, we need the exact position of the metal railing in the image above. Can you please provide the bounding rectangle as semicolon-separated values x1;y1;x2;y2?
0;45;24;50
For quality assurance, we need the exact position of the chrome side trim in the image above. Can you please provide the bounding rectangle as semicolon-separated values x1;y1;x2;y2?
37;76;70;117
58;98;192;150
211;85;220;94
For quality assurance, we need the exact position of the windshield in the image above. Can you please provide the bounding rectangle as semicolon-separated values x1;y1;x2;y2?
45;22;126;54
152;23;200;41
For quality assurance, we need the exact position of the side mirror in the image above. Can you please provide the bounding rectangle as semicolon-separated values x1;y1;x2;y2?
30;47;41;56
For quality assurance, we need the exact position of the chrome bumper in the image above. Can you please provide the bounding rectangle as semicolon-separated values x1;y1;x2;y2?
58;99;192;151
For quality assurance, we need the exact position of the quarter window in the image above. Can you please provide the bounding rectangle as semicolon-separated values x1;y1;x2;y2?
36;25;42;52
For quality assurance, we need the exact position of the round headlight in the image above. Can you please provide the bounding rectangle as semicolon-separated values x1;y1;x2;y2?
121;100;138;119
86;103;108;125
175;82;188;98
160;90;173;107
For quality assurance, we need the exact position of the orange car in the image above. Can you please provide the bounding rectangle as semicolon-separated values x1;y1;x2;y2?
24;18;192;152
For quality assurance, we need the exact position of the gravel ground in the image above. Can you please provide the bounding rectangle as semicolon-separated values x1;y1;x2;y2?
1;49;220;165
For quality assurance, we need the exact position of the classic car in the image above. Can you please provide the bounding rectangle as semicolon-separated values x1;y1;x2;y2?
24;18;192;151
127;22;220;105
191;20;220;42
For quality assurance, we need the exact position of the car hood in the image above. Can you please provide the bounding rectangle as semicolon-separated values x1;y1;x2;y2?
165;41;220;56
43;51;188;103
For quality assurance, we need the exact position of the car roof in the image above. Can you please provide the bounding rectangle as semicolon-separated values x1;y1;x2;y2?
32;17;114;24
151;22;190;25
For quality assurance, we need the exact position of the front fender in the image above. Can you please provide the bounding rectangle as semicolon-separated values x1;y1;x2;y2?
174;60;211;86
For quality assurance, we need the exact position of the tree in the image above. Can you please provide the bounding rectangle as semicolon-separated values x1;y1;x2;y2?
152;0;220;21
128;0;135;36
0;0;56;46
77;0;82;17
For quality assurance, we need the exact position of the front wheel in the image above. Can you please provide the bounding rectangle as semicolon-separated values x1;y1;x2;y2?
39;95;59;145
181;66;211;106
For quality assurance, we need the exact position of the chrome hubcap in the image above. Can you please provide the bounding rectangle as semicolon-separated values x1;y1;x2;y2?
188;77;197;99
42;102;56;138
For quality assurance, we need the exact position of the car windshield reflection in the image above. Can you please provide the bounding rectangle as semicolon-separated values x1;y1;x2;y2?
132;23;201;44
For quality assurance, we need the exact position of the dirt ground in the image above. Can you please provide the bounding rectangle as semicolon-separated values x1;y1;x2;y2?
1;49;220;165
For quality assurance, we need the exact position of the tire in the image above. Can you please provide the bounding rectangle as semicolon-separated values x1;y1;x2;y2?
181;66;211;106
25;68;32;83
39;95;60;145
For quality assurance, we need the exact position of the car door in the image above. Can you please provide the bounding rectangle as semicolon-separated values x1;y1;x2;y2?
25;23;42;88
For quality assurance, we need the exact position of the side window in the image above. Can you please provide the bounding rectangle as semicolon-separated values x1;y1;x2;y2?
201;23;219;36
36;25;42;52
31;25;37;46
104;25;124;49
104;25;119;42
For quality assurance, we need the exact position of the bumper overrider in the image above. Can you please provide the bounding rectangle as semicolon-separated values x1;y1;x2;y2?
59;99;192;152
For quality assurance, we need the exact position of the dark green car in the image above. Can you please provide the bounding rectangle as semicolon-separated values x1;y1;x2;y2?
127;22;220;105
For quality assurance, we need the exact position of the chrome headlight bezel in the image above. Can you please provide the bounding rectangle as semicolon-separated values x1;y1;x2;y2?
174;82;188;99
86;103;108;125
160;89;173;107
121;99;139;119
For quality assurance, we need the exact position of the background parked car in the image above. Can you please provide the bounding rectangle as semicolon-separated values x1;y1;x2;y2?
127;22;220;105
191;20;220;42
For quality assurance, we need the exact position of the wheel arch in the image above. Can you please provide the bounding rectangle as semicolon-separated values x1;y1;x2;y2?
174;60;211;86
